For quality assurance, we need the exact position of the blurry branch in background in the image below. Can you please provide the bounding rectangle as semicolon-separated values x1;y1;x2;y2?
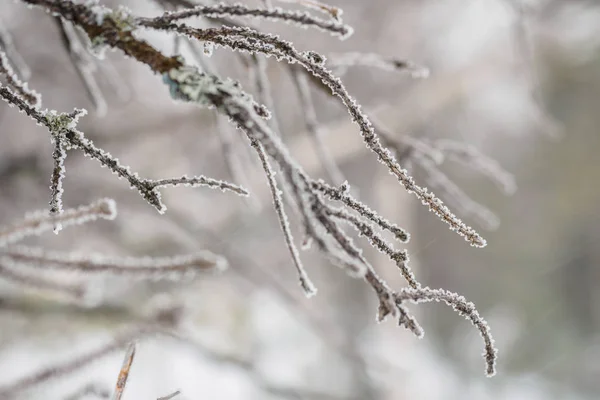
0;199;116;248
328;52;430;78
274;0;343;21
0;199;227;305
0;20;30;80
0;0;506;378
290;65;345;185
0;50;40;107
372;118;515;230
55;16;108;116
157;390;181;400
65;384;110;400
0;328;144;398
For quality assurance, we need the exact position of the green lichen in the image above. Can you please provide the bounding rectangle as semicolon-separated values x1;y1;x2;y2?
162;64;270;119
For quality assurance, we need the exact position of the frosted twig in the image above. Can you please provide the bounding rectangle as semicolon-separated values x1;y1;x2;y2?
325;206;419;289
16;0;497;376
0;50;40;107
394;287;497;376
251;139;316;297
290;66;345;185
0;82;245;212
311;180;410;243
137;23;486;246
56;17;107;115
328;52;429;78
0;198;116;248
371;117;444;164
49;136;67;231
376;123;503;230
141;2;352;39
147;175;249;196
4;246;228;279
111;342;136;400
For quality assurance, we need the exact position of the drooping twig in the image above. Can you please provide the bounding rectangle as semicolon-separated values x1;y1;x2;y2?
15;0;497;374
251;139;316;297
0;49;40;107
394;287;497;377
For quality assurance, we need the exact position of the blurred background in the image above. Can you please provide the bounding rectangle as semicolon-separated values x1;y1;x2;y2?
0;0;599;399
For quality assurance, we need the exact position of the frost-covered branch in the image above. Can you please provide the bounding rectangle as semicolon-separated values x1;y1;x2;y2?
0;198;116;248
136;22;486;246
251;139;316;297
140;2;352;39
13;0;499;375
0;50;40;107
395;287;498;377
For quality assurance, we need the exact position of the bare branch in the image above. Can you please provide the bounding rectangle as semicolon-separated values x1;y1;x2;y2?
111;342;136;400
